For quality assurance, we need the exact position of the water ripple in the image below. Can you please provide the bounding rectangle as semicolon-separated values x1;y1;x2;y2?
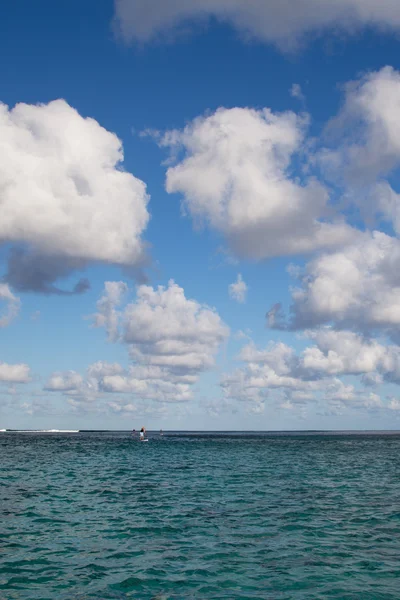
1;432;400;598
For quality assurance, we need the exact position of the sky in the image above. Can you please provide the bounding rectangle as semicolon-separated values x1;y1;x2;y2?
2;1;400;430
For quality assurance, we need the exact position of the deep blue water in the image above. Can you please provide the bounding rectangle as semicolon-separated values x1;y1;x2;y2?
1;431;400;599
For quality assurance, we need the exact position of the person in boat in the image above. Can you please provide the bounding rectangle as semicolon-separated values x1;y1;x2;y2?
139;426;146;440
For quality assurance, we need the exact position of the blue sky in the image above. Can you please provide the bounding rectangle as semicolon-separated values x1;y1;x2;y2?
2;0;400;429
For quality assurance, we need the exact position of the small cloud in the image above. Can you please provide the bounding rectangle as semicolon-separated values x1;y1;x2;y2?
235;328;252;340
91;281;129;342
280;400;295;411
286;263;302;278
211;246;239;269
388;398;400;411
0;361;31;383
30;310;41;321
362;372;383;387
139;127;161;140
290;83;305;103
229;274;248;304
0;283;20;328
266;303;286;329
247;402;265;415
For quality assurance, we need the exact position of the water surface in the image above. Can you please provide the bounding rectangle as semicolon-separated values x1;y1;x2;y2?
1;431;399;599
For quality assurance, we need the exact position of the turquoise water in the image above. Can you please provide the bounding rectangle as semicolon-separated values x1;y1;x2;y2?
1;431;400;599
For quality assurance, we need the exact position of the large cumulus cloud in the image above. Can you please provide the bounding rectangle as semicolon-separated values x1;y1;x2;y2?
160;106;354;260
0;99;150;294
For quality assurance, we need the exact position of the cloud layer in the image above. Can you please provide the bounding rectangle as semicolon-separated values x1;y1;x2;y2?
221;328;400;413
114;0;400;48
9;64;400;423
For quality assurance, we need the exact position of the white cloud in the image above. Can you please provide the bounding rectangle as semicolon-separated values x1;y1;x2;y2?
221;341;322;405
221;330;400;413
0;361;31;383
301;329;400;386
161;106;354;260
0;99;150;293
247;401;266;415
323;378;374;408
107;401;138;414
270;231;400;332
200;395;237;418
20;398;56;417
102;370;193;402
86;361;124;379
301;329;388;376
388;398;400;411
0;284;20;327
92;282;128;341
44;371;84;392
74;280;230;405
114;0;400;48
101;374;148;394
44;361;126;404
290;84;305;102
234;328;252;340
372;183;400;237
44;363;192;406
321;67;400;183
106;398;173;419
316;67;400;248
229;274;248;303
44;356;198;411
122;280;229;375
362;372;384;387
362;392;383;410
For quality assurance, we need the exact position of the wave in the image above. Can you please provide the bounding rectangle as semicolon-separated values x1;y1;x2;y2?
0;429;80;433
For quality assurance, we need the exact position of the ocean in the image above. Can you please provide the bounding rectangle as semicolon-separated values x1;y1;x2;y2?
1;431;399;599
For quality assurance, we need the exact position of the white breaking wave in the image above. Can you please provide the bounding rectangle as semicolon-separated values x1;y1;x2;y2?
0;429;80;433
